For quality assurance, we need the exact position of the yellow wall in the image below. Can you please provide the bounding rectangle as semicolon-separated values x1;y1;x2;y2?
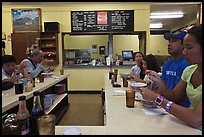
63;68;131;91
149;35;168;55
113;35;139;57
200;4;202;24
2;3;150;66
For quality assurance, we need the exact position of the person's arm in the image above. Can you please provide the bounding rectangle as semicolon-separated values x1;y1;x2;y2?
141;86;202;128
130;71;145;83
21;59;44;78
2;71;17;84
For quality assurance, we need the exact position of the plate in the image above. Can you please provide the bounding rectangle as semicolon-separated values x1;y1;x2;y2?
129;81;147;90
41;72;54;76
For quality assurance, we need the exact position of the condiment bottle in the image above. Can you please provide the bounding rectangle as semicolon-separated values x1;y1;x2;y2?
17;96;30;135
30;91;45;135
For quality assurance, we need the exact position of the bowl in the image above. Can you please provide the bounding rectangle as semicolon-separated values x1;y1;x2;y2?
141;100;158;108
119;72;130;78
129;81;147;90
136;92;157;108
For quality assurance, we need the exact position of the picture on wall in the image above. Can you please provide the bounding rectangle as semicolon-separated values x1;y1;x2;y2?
12;8;42;32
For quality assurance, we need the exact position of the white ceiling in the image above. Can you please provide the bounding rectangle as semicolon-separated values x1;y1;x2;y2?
3;2;201;30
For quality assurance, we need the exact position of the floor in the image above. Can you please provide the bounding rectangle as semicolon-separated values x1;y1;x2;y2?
58;93;104;126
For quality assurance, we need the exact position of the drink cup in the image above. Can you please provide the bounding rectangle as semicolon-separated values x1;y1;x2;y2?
60;69;64;75
38;114;56;135
126;90;135;108
114;69;118;75
123;77;128;87
109;72;114;79
39;74;44;83
114;73;117;82
15;83;23;94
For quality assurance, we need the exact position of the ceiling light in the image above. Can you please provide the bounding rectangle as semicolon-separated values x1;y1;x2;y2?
150;23;163;28
150;12;184;19
151;12;184;16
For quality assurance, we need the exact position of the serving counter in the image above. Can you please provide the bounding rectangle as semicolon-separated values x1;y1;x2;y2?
2;74;69;124
55;73;202;135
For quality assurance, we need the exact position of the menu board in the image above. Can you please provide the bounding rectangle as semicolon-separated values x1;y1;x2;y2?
71;10;134;32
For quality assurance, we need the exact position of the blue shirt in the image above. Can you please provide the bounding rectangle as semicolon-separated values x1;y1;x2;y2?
162;56;190;107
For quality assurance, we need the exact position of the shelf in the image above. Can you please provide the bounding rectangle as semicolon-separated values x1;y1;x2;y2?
38;38;56;40
38;32;59;65
41;46;56;48
44;93;67;114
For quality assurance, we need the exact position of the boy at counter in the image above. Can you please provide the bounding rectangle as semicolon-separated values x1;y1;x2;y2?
2;55;28;90
20;49;54;78
141;24;202;130
146;29;190;107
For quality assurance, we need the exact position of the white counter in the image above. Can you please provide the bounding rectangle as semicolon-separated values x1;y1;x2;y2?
2;75;68;113
55;74;201;135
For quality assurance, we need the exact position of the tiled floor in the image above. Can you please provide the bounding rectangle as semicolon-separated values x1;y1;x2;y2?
58;94;104;126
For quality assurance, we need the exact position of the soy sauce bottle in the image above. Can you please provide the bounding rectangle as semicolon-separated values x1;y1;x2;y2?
30;91;45;135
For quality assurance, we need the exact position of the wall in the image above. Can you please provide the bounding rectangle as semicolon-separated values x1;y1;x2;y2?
2;3;150;66
149;35;168;55
1;3;167;91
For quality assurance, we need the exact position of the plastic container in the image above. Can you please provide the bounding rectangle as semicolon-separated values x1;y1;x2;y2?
54;84;66;94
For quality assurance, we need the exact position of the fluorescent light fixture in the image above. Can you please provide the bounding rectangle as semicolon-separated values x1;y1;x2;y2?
150;12;184;19
150;23;163;28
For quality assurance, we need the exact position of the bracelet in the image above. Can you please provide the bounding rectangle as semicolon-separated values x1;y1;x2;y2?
165;101;174;112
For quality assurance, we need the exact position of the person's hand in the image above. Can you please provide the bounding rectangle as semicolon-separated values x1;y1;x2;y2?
49;67;55;72
17;63;26;72
10;71;18;83
146;70;162;85
140;87;158;102
40;59;47;66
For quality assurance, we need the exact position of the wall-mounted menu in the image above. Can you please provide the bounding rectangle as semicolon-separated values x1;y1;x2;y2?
71;10;134;32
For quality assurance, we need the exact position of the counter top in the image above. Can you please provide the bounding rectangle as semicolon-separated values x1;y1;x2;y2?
2;74;69;113
55;74;202;135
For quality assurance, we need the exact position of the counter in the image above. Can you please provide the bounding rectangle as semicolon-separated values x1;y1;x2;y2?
2;74;69;124
63;64;133;69
55;74;201;135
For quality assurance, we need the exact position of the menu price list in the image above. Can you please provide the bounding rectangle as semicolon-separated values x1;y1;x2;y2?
71;10;134;32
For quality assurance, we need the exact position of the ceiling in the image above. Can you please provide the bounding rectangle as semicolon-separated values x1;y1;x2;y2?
2;2;201;31
150;3;200;30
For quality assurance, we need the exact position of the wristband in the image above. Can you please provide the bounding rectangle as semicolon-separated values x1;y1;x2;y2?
165;101;174;112
154;96;164;106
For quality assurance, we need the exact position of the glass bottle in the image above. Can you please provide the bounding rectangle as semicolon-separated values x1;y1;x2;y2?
16;96;30;135
30;91;45;135
32;78;36;87
16;72;21;84
25;72;33;92
109;66;114;79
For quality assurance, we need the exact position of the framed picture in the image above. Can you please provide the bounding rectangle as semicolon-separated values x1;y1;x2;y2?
12;8;42;32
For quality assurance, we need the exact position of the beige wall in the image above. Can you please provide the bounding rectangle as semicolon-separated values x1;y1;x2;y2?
2;3;150;66
149;35;168;55
63;68;131;91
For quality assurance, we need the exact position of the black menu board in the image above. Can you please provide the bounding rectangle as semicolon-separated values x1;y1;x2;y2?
71;10;134;32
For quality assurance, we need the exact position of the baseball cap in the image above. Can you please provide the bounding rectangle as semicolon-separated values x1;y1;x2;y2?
164;30;187;41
